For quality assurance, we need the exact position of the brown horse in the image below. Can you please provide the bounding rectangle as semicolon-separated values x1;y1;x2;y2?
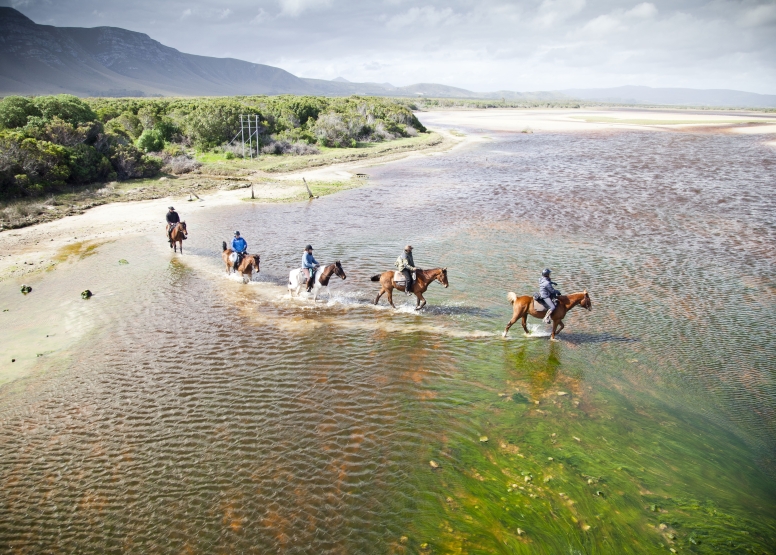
169;222;187;253
221;241;260;283
503;290;592;340
371;268;449;310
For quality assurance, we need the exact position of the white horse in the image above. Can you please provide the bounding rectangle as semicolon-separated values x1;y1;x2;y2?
288;262;346;301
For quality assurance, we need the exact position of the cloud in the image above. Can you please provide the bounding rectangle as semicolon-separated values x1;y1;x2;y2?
625;2;657;19
534;0;586;28
217;8;232;20
251;8;270;24
739;3;776;27
577;13;622;36
180;8;192;20
278;0;330;17
387;6;458;28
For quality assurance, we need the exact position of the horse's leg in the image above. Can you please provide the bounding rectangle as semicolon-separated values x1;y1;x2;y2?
179;240;182;254
555;320;565;337
521;314;529;334
374;287;385;305
503;310;519;337
387;288;396;309
415;293;425;310
551;320;560;341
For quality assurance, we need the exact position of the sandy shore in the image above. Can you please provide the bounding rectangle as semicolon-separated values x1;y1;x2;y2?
0;129;468;283
419;107;776;134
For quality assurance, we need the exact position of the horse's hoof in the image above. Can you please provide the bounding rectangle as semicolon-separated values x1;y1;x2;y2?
502;331;507;338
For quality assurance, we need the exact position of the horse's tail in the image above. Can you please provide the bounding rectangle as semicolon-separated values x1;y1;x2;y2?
222;241;227;252
507;292;517;304
370;274;381;282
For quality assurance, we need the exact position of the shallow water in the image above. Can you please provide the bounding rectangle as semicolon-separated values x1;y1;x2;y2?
1;127;775;553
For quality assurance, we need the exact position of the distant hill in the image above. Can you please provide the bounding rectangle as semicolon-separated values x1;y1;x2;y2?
1;7;774;108
0;7;311;97
560;86;776;108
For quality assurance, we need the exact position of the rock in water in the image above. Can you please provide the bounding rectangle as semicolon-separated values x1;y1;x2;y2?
81;290;93;299
429;460;440;469
479;436;489;443
20;285;32;294
118;259;129;265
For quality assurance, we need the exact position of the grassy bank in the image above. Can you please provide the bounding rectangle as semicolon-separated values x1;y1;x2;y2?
0;131;443;230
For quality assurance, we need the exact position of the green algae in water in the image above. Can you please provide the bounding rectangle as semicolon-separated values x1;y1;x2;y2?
403;339;776;554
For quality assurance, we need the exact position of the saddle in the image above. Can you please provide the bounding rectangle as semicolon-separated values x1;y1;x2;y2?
533;293;549;312
393;271;415;285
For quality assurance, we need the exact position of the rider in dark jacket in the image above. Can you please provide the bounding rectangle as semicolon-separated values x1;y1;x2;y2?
396;245;418;296
539;268;561;323
166;207;180;243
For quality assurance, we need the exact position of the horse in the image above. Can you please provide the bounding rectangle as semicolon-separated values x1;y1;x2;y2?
288;262;347;301
503;290;592;340
371;268;449;310
221;241;260;284
169;222;187;253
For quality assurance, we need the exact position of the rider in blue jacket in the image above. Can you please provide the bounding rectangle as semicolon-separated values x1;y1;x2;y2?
539;268;561;324
302;245;319;292
231;231;247;270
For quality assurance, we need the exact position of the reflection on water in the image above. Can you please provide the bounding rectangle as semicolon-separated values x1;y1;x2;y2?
1;128;775;552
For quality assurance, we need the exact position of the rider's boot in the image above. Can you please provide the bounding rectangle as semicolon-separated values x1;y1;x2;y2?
543;310;554;324
306;275;314;292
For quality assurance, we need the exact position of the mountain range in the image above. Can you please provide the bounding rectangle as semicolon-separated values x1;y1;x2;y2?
1;7;775;108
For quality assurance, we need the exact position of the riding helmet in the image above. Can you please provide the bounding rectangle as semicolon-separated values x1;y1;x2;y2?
306;245;313;250
542;268;552;277
234;231;240;236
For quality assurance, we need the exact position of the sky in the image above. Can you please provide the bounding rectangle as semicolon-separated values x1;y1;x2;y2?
4;0;776;94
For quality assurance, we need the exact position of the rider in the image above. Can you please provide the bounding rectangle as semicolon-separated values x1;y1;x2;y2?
302;245;319;292
231;231;248;271
539;268;561;324
166;206;180;243
395;245;419;296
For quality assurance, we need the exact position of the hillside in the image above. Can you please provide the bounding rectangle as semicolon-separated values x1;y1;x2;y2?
1;7;774;107
0;7;311;97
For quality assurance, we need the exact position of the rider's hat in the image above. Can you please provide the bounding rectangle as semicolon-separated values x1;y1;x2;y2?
234;231;240;236
168;206;175;210
305;244;313;250
542;268;552;277
405;245;413;251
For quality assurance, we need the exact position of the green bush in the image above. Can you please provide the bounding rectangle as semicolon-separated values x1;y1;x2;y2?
68;144;114;184
32;95;96;127
0;96;43;129
136;129;165;152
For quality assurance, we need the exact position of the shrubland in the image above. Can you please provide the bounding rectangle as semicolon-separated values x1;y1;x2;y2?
0;94;427;201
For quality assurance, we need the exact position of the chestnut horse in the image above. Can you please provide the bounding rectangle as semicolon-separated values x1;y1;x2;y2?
503;290;592;340
371;268;449;310
169;222;187;253
221;241;260;283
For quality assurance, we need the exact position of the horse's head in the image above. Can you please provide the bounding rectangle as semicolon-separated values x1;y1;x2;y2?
580;289;592;311
251;254;261;272
334;260;346;280
180;221;188;236
438;267;449;288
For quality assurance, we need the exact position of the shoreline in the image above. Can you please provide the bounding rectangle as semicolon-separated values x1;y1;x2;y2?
0;129;466;283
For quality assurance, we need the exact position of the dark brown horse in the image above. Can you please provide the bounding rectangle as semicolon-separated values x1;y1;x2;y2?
371;268;449;310
169;222;187;253
503;290;592;340
222;241;260;283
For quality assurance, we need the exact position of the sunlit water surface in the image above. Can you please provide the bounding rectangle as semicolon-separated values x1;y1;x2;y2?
1;128;775;553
